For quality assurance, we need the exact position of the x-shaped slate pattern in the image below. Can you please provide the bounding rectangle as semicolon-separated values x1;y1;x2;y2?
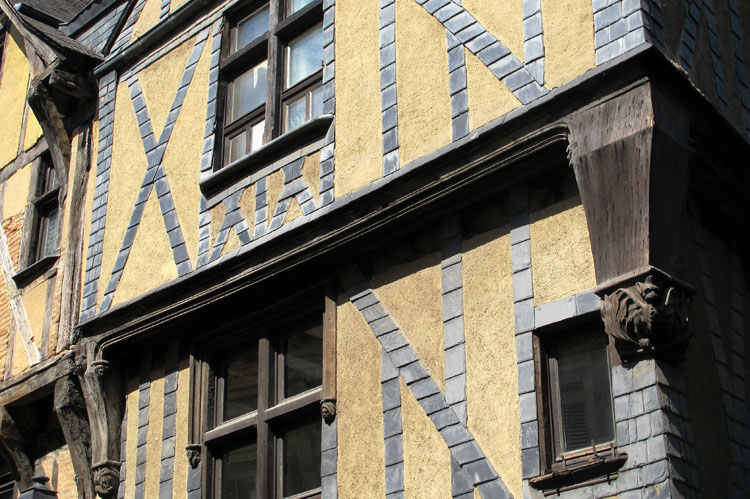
339;264;513;499
98;30;210;314
415;0;547;105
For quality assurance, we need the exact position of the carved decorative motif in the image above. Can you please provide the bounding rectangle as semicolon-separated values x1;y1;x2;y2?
320;399;336;425
601;275;693;362
92;461;120;499
91;359;110;377
186;444;202;469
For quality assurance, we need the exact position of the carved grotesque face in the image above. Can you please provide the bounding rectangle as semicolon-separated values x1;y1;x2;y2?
640;277;659;304
94;468;118;496
320;401;336;424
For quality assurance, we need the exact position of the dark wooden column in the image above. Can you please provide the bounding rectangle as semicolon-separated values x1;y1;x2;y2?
568;81;694;362
54;375;95;499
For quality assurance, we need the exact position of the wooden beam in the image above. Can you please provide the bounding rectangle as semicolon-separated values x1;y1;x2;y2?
0;407;33;490
54;375;95;499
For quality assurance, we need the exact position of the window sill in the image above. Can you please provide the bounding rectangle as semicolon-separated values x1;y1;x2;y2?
200;114;333;197
12;252;60;288
529;452;628;494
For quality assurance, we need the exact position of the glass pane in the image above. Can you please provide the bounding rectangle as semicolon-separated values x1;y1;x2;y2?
221;442;257;499
284;95;307;133
43;208;58;257
250;120;265;152
288;0;315;15
310;86;324;119
286;26;323;88
223;344;259;421
228;132;247;163
232;60;268;121
556;333;614;453
283;324;322;398
236;5;269;52
281;418;321;497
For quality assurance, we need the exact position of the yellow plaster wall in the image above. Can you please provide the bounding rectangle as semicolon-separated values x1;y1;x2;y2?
302;152;321;204
123;373;140;497
3;164;31;218
530;195;596;305
131;0;163;41
463;0;523;59
172;0;190;12
336;297;385;498
465;50;520;132
373;251;444;391
157;39;210;266
172;355;191;499
21;280;47;350
334;0;382;198
462;222;523;498
541;0;595;89
221;227;242;256
266;169;284;228
10;325;29;377
23;108;44;151
395;0;451;167
101;80;148;306
284;197;304;225
138;39;195;145
144;361;165;499
400;378;452;498
0;29;29;168
239;184;255;234
112;195;178;307
210;202;224;251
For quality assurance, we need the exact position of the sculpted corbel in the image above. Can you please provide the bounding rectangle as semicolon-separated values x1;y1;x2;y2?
76;341;123;499
600;274;693;363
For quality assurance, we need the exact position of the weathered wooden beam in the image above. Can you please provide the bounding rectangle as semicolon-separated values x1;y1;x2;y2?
54;375;94;499
321;279;337;424
48;69;95;100
0;407;34;490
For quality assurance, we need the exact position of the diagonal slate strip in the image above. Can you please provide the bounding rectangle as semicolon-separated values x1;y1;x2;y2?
339;264;513;499
98;30;210;313
415;0;547;105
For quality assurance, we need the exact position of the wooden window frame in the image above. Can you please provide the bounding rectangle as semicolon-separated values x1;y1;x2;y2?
194;283;336;499
530;313;626;492
216;0;324;170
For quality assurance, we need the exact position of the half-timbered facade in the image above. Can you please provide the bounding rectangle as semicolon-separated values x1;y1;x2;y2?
0;0;749;497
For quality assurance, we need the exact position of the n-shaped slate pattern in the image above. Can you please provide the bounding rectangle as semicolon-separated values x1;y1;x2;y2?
415;0;547;105
339;264;513;499
207;188;253;262
98;29;210;314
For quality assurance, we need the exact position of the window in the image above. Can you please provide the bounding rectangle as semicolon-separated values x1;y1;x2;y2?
219;0;324;168
544;328;615;469
204;316;323;498
29;153;60;263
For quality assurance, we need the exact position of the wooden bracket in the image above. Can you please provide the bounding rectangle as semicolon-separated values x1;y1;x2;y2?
54;375;95;499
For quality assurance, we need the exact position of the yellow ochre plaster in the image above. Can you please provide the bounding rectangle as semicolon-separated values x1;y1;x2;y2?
530;196;596;306
464;0;524;61
100;80;149;306
21;280;48;351
373;251;445;391
172;354;191;499
210;202;224;253
541;0;595;89
400;378;452;498
23;107;44;151
284;196;304;225
465;49;521;132
0;28;29;168
123;373;141;498
10;326;30;376
221;227;242;256
462;223;523;498
159;38;210;265
239;184;256;235
301;152;321;204
336;297;385;498
334;0;382;198
266;168;284;228
144;361;165;499
3;163;31;218
131;0;162;41
112;195;178;307
395;0;451;167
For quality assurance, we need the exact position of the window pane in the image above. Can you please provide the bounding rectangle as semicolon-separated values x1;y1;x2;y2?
286;26;323;88
236;5;269;52
223;344;259;421
232;60;268;121
228;132;247;164
281;418;321;497
221;443;257;499
250;120;265;152
556;333;614;453
283;324;322;398
311;86;324;119
284;95;307;133
288;0;315;15
43;208;58;257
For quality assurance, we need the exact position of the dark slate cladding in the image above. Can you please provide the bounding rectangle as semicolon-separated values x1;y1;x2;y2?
18;0;91;24
20;13;103;60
